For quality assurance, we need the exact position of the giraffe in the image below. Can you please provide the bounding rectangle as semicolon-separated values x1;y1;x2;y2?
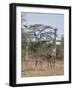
46;28;57;70
34;28;57;71
49;47;56;69
34;46;56;71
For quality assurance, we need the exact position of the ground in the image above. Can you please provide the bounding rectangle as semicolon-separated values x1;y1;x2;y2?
21;57;64;77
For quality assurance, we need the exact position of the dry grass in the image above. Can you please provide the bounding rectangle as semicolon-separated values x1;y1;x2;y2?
21;59;64;77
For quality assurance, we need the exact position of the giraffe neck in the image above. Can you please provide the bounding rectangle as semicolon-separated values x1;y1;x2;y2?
52;48;56;56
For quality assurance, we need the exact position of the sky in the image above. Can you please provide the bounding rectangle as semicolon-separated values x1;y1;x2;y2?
21;12;64;38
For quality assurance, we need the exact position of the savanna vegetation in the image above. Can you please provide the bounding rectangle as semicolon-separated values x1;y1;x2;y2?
21;24;64;77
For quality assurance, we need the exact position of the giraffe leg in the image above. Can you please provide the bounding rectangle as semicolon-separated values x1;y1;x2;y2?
40;59;43;71
41;62;42;71
35;59;38;70
54;58;56;71
50;58;52;70
48;60;50;70
52;57;56;72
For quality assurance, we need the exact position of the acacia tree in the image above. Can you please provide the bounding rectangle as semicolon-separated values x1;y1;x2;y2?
22;24;58;69
28;24;57;53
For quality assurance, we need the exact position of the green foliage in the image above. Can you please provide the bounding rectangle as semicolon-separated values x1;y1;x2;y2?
56;36;64;60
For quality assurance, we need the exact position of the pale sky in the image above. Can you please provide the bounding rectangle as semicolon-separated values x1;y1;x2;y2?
21;12;64;37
